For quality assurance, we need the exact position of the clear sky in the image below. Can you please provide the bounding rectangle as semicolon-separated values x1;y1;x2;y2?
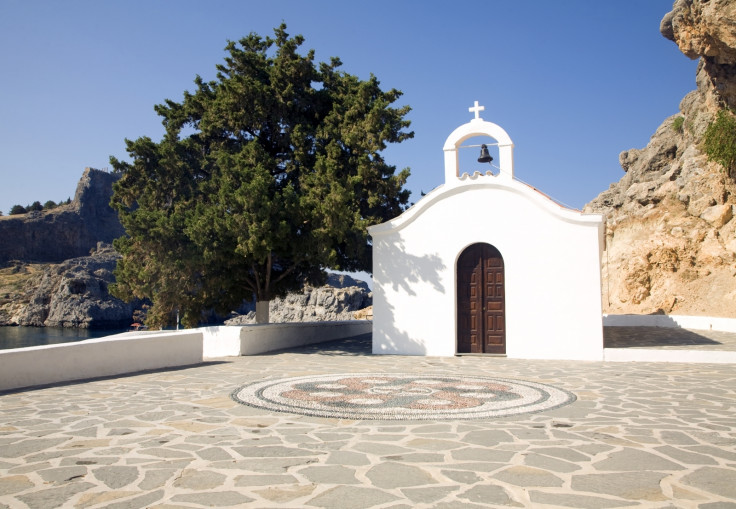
0;1;697;216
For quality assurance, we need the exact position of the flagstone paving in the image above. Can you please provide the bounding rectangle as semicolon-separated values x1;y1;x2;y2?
1;333;736;508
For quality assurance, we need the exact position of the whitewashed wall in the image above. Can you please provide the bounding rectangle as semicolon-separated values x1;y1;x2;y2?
0;330;203;391
0;321;371;392
603;314;736;332
369;177;606;360
202;321;372;357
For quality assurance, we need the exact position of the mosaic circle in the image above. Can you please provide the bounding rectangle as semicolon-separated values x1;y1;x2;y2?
231;373;576;420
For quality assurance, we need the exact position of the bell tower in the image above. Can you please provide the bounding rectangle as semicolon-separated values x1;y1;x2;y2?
443;101;514;184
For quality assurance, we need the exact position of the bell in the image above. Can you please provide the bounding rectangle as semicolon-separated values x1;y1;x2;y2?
478;144;493;164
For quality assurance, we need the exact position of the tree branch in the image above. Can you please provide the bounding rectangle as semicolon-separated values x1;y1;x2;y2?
271;262;298;286
241;274;257;294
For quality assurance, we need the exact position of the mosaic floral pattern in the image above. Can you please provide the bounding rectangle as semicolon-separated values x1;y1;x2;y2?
232;373;576;420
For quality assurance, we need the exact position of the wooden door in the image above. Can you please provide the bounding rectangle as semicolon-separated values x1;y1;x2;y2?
457;244;506;354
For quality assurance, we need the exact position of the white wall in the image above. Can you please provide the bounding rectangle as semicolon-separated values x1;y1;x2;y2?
202;321;372;358
202;325;243;358
1;321;371;392
370;178;605;360
603;314;736;332
602;314;736;363
604;348;736;363
0;330;203;392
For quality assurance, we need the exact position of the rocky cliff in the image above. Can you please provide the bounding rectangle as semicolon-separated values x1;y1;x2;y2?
585;0;736;317
0;244;135;328
0;168;124;265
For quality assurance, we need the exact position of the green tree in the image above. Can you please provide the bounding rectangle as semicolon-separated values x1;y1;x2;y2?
703;108;736;177
9;205;26;215
110;24;412;327
43;200;57;210
28;201;43;212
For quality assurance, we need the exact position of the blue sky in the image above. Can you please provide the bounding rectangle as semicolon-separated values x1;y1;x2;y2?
0;1;697;216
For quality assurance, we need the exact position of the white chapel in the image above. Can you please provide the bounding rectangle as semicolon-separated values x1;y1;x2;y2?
368;102;606;361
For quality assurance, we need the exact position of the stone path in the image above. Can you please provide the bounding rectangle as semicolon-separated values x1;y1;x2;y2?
1;333;736;508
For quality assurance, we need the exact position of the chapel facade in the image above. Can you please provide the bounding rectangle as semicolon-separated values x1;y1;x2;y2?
368;103;606;361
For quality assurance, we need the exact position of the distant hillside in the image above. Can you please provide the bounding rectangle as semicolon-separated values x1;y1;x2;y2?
585;0;736;317
0;168;124;265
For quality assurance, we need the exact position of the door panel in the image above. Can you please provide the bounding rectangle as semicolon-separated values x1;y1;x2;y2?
457;244;505;354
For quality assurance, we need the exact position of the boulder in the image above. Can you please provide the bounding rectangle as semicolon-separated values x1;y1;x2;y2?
700;204;734;227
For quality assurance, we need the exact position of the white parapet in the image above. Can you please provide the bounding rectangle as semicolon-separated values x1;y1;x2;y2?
602;314;736;364
201;325;243;358
202;320;372;358
604;348;736;364
603;314;736;332
0;321;373;392
0;329;203;392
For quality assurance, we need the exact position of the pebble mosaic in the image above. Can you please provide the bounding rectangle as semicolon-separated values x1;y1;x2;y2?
232;373;576;420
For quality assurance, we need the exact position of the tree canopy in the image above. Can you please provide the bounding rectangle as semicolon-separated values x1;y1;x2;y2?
110;24;413;327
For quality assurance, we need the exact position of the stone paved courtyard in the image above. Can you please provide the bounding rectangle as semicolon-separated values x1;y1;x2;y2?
1;333;736;508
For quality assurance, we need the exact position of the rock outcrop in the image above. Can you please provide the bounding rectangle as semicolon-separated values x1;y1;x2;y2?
0;168;124;266
585;0;736;317
225;274;372;324
1;259;371;329
0;244;136;328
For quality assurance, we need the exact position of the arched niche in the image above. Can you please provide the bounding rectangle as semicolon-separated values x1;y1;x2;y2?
443;118;514;183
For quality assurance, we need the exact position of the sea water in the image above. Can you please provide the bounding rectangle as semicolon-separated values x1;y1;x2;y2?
0;326;128;350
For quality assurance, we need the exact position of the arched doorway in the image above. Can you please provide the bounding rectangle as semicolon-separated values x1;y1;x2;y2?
457;243;506;354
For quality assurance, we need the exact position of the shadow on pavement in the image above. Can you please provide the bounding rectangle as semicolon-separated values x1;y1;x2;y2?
604;326;722;348
255;333;373;357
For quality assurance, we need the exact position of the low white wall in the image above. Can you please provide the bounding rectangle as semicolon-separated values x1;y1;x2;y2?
1;321;372;392
603;314;736;332
240;320;371;355
201;325;243;358
603;314;736;364
604;348;736;363
0;330;203;392
204;320;372;357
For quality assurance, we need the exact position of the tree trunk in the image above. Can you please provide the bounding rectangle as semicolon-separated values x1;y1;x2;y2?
256;300;270;324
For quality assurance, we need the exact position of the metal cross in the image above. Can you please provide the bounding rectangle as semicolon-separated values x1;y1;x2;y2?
469;101;485;120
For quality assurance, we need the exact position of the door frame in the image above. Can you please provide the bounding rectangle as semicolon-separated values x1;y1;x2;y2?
456;242;506;355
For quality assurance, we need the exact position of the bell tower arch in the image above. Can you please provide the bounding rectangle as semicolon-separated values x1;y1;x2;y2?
443;101;514;183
